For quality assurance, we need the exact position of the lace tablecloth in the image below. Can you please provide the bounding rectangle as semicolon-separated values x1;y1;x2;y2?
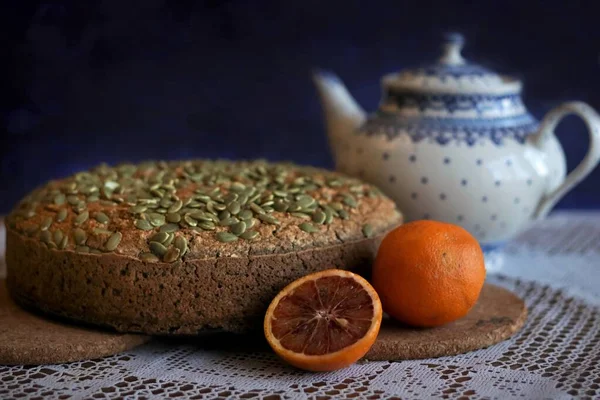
1;211;599;399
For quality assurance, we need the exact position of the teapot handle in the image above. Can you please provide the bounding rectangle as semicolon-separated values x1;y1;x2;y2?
532;101;600;219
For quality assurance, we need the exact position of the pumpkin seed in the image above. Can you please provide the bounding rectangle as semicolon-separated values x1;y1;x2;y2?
135;219;154;231
53;229;64;244
190;212;212;222
240;230;259;240
163;233;175;247
149;241;167;256
331;202;344;211
338;209;350;220
59;235;69;249
287;203;302;212
75;245;90;253
324;208;334;224
220;217;239;227
160;223;179;233
40;230;52;244
106;232;122;251
230;182;246;192
223;192;238;204
183;214;198;226
163;247;181;263
47;241;58;249
250;203;265;215
213;203;227;211
74;228;87;245
273;190;287;197
312;210;326;224
140;252;159;262
258;213;279;225
130;204;148;214
95;212;110;224
198;221;216;230
343;194;357;208
174;236;188;256
24;209;36;219
54;193;66;205
230;221;247;236
150;232;170;243
291;212;311;220
56;208;68;222
67;195;80;205
299;222;319;233
74;211;89;226
40;217;53;231
168;200;183;213
87;194;100;203
216;232;238;242
238;209;253;220
73;202;87;213
273;201;289;212
296;195;315;208
227;201;241;215
166;212;181;223
362;224;374;238
246;218;257;229
90;248;102;254
148;213;166;227
218;210;231;220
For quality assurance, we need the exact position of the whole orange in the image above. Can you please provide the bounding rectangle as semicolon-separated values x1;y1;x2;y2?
372;220;486;327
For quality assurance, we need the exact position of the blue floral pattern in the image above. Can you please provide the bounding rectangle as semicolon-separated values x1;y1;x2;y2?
385;91;524;115
361;112;539;146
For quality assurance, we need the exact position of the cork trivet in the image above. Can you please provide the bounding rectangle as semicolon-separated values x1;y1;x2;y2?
365;283;527;361
0;279;150;365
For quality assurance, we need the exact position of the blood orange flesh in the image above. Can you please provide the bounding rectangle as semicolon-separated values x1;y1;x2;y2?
265;270;382;371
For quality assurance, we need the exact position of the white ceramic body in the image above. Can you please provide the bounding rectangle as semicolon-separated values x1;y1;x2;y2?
335;130;566;244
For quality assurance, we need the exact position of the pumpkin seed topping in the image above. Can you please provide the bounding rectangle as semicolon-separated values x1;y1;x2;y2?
74;211;89;226
299;222;319;233
149;241;168;257
163;247;181;263
40;217;53;231
151;232;170;244
59;235;69;249
56;208;68;222
106;232;122;251
135;219;154;231
174;236;188;256
95;212;110;224
216;231;238;242
140;252;159;262
362;224;374;238
12;160;385;253
74;228;87;245
230;221;247;236
160;223;179;233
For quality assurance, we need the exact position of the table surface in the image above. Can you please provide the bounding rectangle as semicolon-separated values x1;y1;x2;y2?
1;211;599;400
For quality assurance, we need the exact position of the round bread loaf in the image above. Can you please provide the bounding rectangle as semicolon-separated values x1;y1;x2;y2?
6;160;401;335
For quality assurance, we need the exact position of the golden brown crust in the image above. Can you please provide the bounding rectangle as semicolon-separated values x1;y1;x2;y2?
6;160;402;334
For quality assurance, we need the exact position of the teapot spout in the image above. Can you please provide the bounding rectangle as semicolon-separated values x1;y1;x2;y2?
312;70;366;161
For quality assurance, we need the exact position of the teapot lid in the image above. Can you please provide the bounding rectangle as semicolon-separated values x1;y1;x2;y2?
383;33;522;95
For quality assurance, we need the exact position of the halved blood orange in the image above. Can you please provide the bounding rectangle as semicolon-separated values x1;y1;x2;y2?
264;269;382;372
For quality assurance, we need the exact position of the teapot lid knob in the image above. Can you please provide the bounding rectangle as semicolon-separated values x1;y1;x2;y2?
439;32;466;66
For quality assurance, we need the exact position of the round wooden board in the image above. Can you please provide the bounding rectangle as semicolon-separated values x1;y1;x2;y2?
0;279;150;365
365;283;527;361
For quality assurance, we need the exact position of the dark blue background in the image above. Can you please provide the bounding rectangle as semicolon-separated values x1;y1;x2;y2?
2;0;600;214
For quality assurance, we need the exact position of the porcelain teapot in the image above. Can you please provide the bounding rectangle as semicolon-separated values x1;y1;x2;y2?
313;33;600;246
